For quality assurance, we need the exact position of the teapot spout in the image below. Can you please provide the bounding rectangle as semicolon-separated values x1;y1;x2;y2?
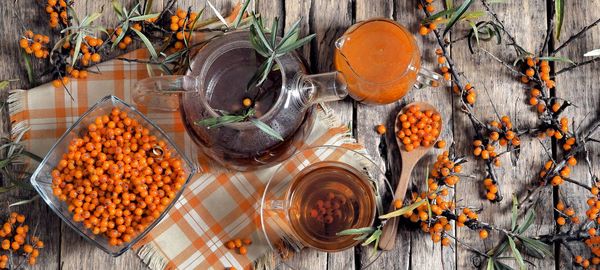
296;71;348;106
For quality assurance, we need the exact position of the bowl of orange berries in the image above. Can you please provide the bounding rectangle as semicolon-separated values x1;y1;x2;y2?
30;95;197;256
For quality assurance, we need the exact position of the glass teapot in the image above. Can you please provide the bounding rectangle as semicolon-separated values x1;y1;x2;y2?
134;31;347;171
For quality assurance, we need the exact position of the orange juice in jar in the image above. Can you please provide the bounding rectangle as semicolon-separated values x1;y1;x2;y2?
334;18;440;105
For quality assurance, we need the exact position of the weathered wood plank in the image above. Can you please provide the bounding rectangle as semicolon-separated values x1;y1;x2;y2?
451;1;553;269
554;0;600;267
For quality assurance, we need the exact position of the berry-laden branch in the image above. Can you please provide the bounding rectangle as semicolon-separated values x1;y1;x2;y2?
413;0;600;267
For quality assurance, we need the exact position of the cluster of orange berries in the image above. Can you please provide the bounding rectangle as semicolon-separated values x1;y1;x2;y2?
19;31;50;59
536;118;570;143
584;237;600;266
417;0;438;35
224;238;252;256
45;0;72;28
72;36;104;66
584;185;600;221
402;191;454;246
521;57;554;88
456;208;489;239
453;83;477;105
170;9;197;50
482;178;499;201
539;156;576;186
434;49;453;82
396;104;442;152
555;201;580;226
114;24;141;50
472;116;519;167
430;150;462;186
573;255;597;269
0;213;44;268
309;192;345;224
51;107;187;246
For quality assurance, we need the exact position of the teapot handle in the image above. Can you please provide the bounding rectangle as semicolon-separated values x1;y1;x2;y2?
133;75;199;111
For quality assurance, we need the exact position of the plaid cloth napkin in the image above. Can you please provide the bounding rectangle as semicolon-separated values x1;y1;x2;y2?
8;47;368;269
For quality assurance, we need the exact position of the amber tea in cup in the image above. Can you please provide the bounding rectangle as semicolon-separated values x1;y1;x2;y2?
286;161;377;251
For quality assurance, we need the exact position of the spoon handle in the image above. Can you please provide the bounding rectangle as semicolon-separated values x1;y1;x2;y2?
378;157;416;251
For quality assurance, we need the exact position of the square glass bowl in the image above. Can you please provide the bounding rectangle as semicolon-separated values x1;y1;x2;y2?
30;95;197;256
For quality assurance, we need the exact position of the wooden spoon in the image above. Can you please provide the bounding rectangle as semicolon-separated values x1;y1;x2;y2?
378;101;441;251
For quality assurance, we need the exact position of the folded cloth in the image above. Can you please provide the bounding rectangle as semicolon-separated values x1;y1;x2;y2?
9;48;367;269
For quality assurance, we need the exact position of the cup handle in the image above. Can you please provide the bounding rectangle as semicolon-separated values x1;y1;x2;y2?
133;75;199;111
413;67;443;89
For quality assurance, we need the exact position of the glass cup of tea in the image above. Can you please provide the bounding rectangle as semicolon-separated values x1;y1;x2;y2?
260;146;392;268
334;18;442;105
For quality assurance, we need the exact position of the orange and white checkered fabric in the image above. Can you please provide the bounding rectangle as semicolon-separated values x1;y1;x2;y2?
9;48;365;269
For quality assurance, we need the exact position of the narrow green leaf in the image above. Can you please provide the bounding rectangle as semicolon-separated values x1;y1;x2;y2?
144;0;154;15
518;236;552;258
538;56;574;64
257;55;276;85
511;195;518;231
336;227;376;236
270;17;279;48
253;18;273;53
507;237;525;270
130;13;160;21
112;0;124;20
9;195;39;207
361;228;382;246
0;80;9;90
233;0;251;29
469;20;479;46
277;33;315;54
379;199;426;219
112;22;129;50
250;118;284;141
445;0;453;10
555;0;564;40
206;0;229;27
20;50;34;85
277;19;301;50
487;257;495;270
443;0;474;36
195;115;245;128
423;8;457;24
494;261;515;270
71;33;83;67
131;28;158;59
516;209;535;234
584;49;600;57
80;12;103;27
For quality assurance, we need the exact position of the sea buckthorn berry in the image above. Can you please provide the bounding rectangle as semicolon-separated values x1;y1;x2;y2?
479;229;488;239
393;199;403;209
419;25;429;36
239;246;248;255
556;217;566;226
435;140;446;148
376;124;387;135
225;241;235;249
242;98;251;108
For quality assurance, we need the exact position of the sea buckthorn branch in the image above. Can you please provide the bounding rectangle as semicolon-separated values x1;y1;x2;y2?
555;57;600;75
552;17;600;55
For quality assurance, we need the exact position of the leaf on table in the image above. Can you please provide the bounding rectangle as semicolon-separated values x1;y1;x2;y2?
112;0;124;20
361;228;382;246
9;195;39;207
487;257;495;270
233;0;251;29
206;0;229;27
584;49;600;57
555;0;564;40
515;209;535;234
538;56;574;64
20;51;34;86
131;28;158;59
71;33;83;67
518;236;552;259
443;0;474;36
379;199;426;219
130;13;160;21
507;237;525;270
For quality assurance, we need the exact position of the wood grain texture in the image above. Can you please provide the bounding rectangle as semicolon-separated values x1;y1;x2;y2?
451;1;554;269
554;0;600;267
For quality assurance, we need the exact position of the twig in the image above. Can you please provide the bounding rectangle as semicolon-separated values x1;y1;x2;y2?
478;48;533;80
555;57;600;75
553;17;600;54
562;177;592;191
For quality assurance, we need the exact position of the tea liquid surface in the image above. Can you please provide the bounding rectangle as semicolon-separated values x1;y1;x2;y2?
287;161;376;251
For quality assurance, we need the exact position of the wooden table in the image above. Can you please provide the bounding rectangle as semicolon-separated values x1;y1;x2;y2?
1;0;598;269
